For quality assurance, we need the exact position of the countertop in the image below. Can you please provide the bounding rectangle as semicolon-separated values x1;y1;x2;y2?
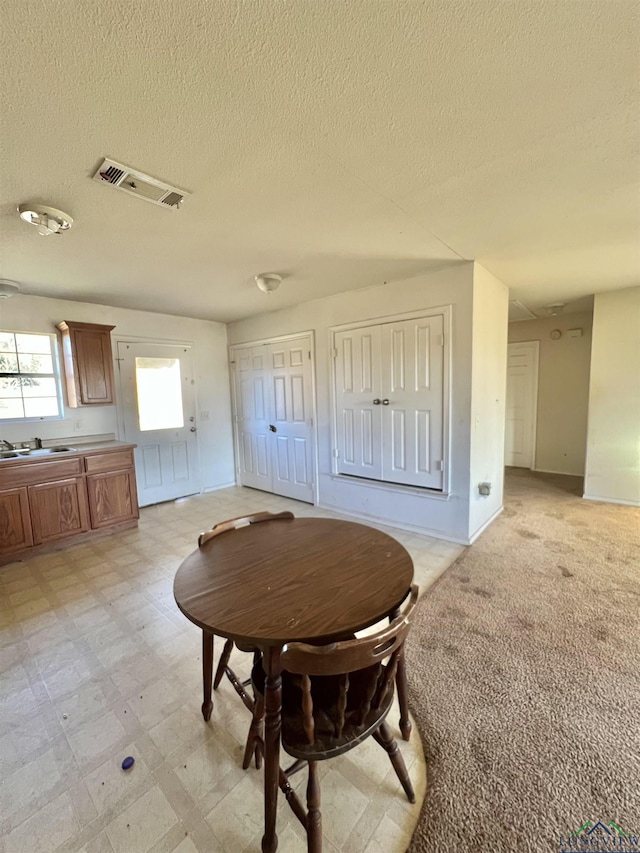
0;440;136;466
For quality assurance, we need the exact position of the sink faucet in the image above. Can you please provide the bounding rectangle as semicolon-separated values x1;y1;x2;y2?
34;437;43;449
1;439;16;451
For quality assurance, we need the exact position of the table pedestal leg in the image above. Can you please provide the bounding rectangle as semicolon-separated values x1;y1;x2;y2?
262;646;282;853
202;630;214;722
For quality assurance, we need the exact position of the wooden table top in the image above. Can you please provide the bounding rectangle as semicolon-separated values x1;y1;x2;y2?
173;516;414;646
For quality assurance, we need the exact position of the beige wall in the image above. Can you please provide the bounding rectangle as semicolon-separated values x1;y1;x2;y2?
508;310;593;476
0;294;236;491
229;261;508;544
585;286;640;505
469;265;509;537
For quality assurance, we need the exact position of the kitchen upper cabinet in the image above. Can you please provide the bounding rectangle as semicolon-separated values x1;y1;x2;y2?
56;321;116;406
0;487;33;556
28;477;90;544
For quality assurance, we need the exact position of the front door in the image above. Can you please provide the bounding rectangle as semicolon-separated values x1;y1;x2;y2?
232;335;315;503
117;341;200;506
505;341;539;468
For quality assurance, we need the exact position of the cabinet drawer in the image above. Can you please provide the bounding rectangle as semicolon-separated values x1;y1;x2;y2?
84;449;134;474
0;457;83;490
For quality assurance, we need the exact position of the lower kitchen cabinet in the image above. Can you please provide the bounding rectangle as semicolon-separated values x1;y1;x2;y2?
87;469;138;528
0;444;138;563
0;487;33;554
28;477;90;544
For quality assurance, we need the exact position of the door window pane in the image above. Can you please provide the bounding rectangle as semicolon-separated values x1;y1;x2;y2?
135;357;185;431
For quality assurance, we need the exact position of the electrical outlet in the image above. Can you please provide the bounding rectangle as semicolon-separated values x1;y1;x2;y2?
200;411;210;421
73;419;83;432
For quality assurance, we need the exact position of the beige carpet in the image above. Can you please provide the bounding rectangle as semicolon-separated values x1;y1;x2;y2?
406;469;640;852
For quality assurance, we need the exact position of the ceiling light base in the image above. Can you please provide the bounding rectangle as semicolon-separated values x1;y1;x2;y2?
18;204;73;236
255;273;282;294
0;280;21;298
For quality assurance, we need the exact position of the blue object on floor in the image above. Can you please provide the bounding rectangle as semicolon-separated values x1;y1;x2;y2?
121;756;135;771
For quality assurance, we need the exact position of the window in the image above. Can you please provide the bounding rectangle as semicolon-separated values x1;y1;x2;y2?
0;331;63;421
134;356;184;431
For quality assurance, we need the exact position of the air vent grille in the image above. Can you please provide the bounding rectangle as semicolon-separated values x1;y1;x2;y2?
509;300;537;322
92;158;190;210
161;191;183;208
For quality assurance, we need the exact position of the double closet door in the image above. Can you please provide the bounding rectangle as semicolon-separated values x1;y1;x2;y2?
232;335;315;503
334;314;445;490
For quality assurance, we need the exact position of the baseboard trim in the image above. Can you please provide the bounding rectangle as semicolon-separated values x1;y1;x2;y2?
583;493;640;507
201;481;237;494
467;505;504;545
315;500;470;545
533;467;584;477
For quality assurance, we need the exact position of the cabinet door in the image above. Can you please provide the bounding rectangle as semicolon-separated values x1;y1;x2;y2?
74;327;115;404
28;478;89;544
87;469;139;528
334;327;383;480
380;315;444;489
0;487;33;555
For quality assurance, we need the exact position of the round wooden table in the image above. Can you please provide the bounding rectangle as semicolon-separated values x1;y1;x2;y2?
174;515;413;853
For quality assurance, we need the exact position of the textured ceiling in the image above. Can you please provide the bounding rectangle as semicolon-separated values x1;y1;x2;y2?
1;0;638;322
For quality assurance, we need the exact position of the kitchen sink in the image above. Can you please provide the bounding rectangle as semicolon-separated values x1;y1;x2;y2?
0;446;76;460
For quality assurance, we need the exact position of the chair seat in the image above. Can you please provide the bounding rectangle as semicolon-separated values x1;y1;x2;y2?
252;661;394;761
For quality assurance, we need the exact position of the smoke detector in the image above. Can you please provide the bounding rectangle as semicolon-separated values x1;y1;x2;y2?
93;158;190;209
18;204;73;236
255;274;282;294
0;280;20;298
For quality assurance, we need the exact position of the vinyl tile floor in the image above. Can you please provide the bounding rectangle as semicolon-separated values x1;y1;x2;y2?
0;486;464;853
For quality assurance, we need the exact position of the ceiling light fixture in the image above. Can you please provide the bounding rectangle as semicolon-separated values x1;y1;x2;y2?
18;204;73;236
255;273;282;294
0;279;21;298
543;303;566;316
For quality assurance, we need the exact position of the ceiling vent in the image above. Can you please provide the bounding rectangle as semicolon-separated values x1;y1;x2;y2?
92;158;190;209
508;300;537;322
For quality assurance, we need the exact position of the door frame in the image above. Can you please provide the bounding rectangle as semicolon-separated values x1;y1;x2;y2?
505;340;540;470
114;334;202;497
228;331;318;504
328;304;452;495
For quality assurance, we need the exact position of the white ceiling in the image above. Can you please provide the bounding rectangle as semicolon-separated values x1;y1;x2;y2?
1;0;638;323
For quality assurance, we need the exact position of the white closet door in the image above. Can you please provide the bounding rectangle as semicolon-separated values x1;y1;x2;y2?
380;315;444;489
234;345;272;491
334;327;383;479
268;338;314;502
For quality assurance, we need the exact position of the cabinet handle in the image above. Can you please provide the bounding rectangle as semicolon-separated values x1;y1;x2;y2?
373;399;381;405
382;399;390;405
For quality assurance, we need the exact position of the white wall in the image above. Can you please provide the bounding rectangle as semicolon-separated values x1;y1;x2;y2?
0;294;236;491
468;265;509;539
584;286;640;505
508;310;593;476
229;261;508;544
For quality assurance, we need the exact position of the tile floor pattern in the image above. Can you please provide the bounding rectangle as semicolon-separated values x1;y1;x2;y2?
0;487;464;853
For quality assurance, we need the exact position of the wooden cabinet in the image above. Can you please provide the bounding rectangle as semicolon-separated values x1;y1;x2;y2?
84;448;138;528
28;477;90;544
0;445;138;562
0;487;33;555
56;321;116;406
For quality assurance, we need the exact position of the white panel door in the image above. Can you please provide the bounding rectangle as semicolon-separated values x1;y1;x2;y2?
234;344;272;492
117;341;200;506
380;316;444;489
268;339;314;502
334;327;383;480
232;335;315;503
505;341;539;468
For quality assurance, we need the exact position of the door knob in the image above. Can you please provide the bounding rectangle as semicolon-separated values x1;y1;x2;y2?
190;426;197;432
269;424;277;432
382;399;390;405
373;399;381;405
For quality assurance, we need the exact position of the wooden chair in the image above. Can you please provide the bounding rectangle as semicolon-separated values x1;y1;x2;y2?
248;584;419;853
196;511;294;728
